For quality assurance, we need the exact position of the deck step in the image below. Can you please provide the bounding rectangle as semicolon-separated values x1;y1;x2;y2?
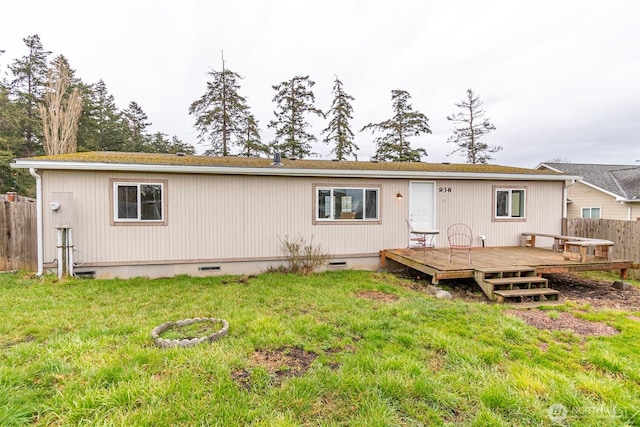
473;267;540;285
484;277;549;291
493;289;559;297
473;266;554;303
484;277;548;286
493;288;560;304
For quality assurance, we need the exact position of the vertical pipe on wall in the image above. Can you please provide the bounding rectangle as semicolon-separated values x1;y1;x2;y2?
56;228;64;279
67;228;74;277
29;168;43;276
562;180;572;218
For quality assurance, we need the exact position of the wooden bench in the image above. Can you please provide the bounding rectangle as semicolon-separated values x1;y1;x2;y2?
521;232;573;251
522;232;614;263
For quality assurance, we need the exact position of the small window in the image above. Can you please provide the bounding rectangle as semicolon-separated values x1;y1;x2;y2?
581;207;601;219
113;181;165;223
316;186;379;221
495;188;526;219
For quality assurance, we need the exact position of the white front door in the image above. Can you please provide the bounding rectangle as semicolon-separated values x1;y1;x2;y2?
409;181;436;235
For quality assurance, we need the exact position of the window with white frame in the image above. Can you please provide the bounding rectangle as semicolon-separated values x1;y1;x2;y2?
581;207;601;219
316;186;379;221
495;188;526;219
112;181;165;223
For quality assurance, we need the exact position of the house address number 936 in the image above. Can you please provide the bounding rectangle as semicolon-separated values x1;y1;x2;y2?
438;187;452;193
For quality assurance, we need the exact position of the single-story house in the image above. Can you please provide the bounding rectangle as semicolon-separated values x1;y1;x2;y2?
536;163;640;221
12;152;579;279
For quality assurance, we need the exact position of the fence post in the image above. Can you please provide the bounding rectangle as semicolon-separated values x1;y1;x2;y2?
566;218;640;280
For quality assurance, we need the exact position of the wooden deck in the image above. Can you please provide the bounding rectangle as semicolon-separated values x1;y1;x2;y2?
381;246;633;285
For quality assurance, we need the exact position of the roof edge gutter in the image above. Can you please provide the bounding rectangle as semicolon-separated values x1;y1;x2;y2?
616;197;639;203
11;160;580;181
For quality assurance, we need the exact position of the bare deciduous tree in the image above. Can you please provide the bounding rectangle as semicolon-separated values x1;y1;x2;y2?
39;56;82;155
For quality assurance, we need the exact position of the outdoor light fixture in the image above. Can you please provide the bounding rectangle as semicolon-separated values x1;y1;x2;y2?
396;192;403;200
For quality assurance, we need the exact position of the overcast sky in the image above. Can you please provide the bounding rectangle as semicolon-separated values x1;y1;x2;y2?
1;0;639;167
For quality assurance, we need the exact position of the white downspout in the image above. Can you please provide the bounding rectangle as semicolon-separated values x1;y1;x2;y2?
67;228;74;277
563;179;575;218
29;168;43;276
56;228;64;279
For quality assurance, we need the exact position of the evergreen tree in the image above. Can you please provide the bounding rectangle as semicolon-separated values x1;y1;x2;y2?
149;132;170;153
0;150;33;194
321;76;358;160
148;132;195;154
167;135;196;154
85;80;127;151
75;81;100;151
0;84;22;153
237;113;269;157
9;34;51;157
446;89;500;164
1;50;34;194
0;87;32;194
189;55;252;156
122;101;151;152
361;90;430;162
268;75;324;159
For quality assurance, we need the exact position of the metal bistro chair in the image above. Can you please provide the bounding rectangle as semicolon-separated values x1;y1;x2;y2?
405;219;438;261
406;219;427;250
447;223;473;265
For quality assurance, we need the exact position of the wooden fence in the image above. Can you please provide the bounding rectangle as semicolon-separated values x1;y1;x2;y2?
564;218;640;279
0;193;37;272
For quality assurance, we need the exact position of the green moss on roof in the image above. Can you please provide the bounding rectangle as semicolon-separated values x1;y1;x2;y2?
25;151;558;175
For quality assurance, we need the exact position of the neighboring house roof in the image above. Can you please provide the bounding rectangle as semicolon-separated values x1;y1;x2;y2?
12;151;580;182
538;162;640;202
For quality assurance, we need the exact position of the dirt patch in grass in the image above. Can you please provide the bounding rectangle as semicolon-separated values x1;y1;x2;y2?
221;275;255;285
545;273;640;311
1;335;35;349
232;346;318;389
400;271;640;311
356;290;399;302
505;309;619;337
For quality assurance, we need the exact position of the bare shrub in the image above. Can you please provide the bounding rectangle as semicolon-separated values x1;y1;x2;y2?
39;56;82;155
277;235;331;275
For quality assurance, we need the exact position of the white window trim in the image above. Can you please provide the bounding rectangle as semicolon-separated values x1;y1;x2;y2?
111;179;167;225
314;185;381;223
494;187;527;220
581;207;601;219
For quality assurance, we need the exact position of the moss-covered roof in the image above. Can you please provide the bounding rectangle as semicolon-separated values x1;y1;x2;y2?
22;151;559;176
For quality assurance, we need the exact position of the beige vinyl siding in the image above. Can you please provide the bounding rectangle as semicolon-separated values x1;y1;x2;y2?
41;171;408;265
435;180;563;247
566;181;632;220
40;171;565;267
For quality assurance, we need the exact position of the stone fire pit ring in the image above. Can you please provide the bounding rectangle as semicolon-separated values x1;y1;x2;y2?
151;317;229;348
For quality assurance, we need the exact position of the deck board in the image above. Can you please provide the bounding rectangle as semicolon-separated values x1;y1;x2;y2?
382;246;633;284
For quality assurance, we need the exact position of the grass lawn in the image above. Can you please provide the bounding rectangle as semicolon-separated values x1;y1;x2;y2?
1;270;639;426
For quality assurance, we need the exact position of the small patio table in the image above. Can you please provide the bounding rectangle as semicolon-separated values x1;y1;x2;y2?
410;229;439;260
